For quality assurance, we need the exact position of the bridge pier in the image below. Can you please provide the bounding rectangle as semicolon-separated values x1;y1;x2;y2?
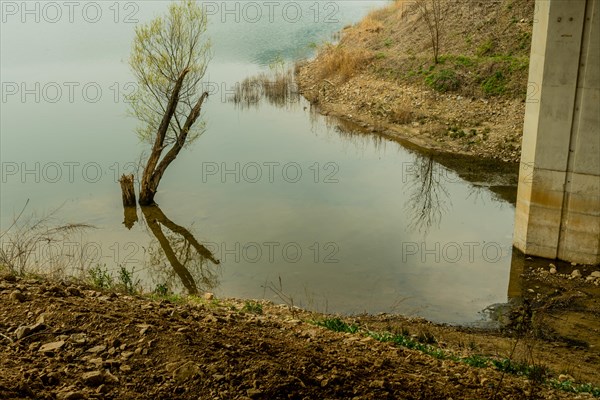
514;0;600;265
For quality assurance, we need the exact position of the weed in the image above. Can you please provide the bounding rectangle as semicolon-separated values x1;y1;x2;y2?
389;107;413;124
425;69;460;93
481;71;506;96
242;301;263;315
0;201;92;277
463;355;490;368
154;283;169;296
375;52;387;60
315;318;359;334
88;265;113;289
118;265;140;295
417;330;437;345
384;38;393;47
477;39;495;57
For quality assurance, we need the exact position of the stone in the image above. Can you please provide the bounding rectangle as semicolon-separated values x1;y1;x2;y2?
15;326;32;340
57;390;85;400
70;333;87;346
9;290;26;302
82;371;105;386
590;271;600;278
549;267;557;274
38;340;65;353
558;374;574;382
87;345;106;354
571;270;582;278
203;292;214;301
172;361;199;382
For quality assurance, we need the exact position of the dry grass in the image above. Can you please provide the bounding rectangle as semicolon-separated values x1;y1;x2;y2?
231;69;299;109
315;45;372;82
389;107;415;124
0;202;93;278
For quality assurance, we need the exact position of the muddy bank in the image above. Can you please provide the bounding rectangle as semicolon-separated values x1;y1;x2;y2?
1;274;599;399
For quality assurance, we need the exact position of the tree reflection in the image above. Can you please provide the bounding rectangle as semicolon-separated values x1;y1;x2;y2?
141;206;220;295
404;155;451;235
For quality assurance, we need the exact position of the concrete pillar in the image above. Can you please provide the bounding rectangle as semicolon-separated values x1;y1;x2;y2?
514;0;600;265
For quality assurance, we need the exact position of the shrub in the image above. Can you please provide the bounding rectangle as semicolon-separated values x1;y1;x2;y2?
481;71;506;95
425;69;460;92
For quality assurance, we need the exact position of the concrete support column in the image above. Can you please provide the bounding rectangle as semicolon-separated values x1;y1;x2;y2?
514;0;600;265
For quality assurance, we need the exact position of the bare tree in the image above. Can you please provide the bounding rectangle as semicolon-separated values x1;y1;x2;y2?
413;0;444;64
128;0;211;205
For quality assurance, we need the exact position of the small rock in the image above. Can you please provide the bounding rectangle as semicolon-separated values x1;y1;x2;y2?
590;271;600;278
82;371;105;387
173;361;199;382
203;292;214;301
88;358;103;367
571;270;582;278
9;290;26;302
87;345;106;354
38;340;65;353
558;374;574;382
66;286;82;297
57;390;85;400
15;326;32;340
549;267;557;274
70;333;87;346
246;388;263;398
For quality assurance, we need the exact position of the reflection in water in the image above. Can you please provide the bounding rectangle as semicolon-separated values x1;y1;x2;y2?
140;206;220;295
404;155;451;234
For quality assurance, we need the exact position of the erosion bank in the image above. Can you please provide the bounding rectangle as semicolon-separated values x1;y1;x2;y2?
296;0;536;163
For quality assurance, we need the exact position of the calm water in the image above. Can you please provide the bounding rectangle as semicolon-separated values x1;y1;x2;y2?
1;1;519;324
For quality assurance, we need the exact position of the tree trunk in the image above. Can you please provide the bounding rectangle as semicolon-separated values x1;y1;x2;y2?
119;174;137;207
122;206;138;230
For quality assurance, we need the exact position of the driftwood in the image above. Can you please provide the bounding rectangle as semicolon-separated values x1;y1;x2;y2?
119;174;137;207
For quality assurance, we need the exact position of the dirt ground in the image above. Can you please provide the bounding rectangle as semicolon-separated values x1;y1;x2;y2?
1;273;598;400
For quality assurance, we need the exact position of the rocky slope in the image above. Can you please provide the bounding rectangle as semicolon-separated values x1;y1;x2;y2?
297;0;536;162
1;274;599;399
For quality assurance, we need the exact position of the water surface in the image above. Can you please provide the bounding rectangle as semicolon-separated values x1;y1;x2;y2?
1;1;518;324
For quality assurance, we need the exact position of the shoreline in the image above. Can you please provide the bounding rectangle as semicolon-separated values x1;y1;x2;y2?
1;272;599;399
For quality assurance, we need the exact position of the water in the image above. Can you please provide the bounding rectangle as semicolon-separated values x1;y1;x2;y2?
1;1;519;324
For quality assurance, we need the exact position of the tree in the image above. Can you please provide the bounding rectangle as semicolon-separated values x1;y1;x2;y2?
128;0;211;205
414;0;444;64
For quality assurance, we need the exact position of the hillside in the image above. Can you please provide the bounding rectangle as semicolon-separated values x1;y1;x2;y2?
296;0;536;162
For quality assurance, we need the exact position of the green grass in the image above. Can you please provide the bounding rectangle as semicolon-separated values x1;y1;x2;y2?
424;69;460;93
313;319;600;398
242;301;263;315
314;318;359;333
481;71;507;95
